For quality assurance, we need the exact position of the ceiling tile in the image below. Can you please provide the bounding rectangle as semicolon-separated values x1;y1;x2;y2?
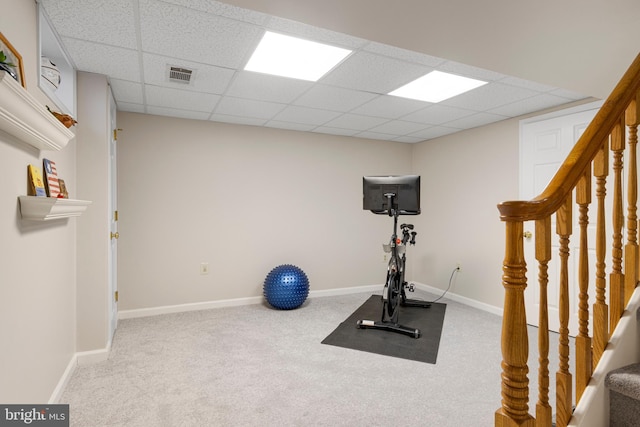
444;112;508;129
41;0;137;49
441;82;540;111
226;71;313;103
265;121;316;132
145;85;220;112
355;131;397;141
401;104;476;125
293;85;378;112
489;93;575;117
146;106;212;120
116;102;145;113
369;120;429;136
214;97;285;120
321;51;431;94
272;105;341;126
393;135;426;143
498;75;557;92
550;88;588;101
351;95;429;119
161;0;271;26
312;126;361;137
109;79;144;104
409;126;460;140
61;38;141;82
139;0;263;69
210;114;267;126
323;113;389;131
142;53;235;94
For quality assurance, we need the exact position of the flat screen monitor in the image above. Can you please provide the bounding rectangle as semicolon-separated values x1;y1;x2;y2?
363;175;420;215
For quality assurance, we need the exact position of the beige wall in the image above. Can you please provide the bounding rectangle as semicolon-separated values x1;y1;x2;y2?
117;100;593;312
411;118;520;308
0;0;78;403
117;113;412;310
75;72;111;351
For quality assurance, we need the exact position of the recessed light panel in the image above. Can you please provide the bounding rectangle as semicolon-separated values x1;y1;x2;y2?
389;70;487;103
245;31;352;82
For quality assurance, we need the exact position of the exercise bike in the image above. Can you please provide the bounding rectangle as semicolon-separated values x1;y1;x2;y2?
356;192;431;339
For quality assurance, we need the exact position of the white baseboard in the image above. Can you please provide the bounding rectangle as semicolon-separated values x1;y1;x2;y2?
76;347;111;365
119;295;264;319
309;284;381;298
412;282;503;316
48;354;77;404
119;285;383;320
118;283;501;320
49;343;111;403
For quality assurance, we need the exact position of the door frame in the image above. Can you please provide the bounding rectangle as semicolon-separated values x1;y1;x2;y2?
108;88;118;341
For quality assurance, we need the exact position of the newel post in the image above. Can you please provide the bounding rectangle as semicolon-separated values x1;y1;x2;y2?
496;220;534;427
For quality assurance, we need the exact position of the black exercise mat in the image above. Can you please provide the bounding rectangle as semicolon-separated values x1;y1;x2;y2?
321;295;446;364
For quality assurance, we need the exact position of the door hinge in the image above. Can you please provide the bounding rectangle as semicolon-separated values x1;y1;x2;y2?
114;291;119;302
114;128;123;140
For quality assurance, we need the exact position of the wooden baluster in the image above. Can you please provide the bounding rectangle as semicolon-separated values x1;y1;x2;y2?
536;217;552;427
593;140;610;367
626;93;640;304
610;117;626;334
556;196;573;427
576;168;592;401
495;220;534;427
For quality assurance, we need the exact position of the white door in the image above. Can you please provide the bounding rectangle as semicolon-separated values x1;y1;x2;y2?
108;89;118;341
520;101;602;333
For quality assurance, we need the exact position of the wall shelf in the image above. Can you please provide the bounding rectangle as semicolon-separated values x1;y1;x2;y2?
0;72;74;151
19;196;92;220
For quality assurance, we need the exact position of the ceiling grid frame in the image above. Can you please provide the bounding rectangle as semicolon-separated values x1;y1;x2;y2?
40;0;589;143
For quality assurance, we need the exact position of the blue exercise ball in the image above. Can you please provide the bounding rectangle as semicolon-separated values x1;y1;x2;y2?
263;264;309;310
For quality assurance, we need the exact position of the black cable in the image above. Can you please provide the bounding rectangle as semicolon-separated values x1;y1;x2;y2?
427;266;459;303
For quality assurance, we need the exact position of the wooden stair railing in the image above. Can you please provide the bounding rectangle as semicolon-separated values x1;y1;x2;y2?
495;53;640;427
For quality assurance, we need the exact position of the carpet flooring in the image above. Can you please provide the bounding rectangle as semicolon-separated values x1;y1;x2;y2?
59;289;560;426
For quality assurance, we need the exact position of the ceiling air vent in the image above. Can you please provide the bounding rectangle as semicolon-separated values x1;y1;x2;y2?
168;66;193;84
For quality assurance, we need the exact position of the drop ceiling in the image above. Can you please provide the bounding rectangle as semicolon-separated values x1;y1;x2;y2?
39;0;588;143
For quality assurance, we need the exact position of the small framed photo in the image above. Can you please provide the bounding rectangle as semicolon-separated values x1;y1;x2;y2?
0;32;25;88
58;179;69;198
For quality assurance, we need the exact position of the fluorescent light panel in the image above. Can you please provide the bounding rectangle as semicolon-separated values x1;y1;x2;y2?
245;31;352;82
389;70;487;103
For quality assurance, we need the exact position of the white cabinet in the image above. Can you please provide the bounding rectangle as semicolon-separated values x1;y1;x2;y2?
38;3;76;117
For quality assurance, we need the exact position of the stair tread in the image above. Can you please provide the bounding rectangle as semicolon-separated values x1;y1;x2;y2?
606;363;640;399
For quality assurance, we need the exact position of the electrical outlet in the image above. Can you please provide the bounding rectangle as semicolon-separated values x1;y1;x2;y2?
200;262;209;275
383;254;388;263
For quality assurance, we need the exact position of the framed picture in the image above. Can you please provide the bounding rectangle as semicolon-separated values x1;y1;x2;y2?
0;32;25;88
